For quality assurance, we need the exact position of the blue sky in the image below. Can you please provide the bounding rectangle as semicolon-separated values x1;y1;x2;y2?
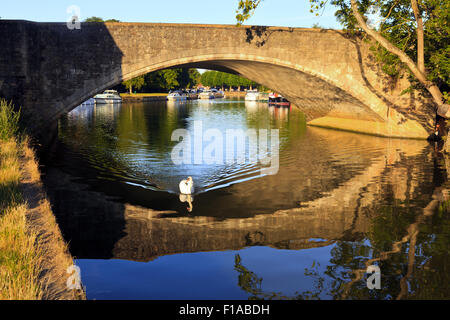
1;0;342;29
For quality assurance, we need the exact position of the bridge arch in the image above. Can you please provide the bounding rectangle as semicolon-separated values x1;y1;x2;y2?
0;21;434;139
67;53;385;125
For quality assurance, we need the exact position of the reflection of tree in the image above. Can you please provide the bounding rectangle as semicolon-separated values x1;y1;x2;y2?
60;106;129;173
233;183;450;300
244;105;307;162
234;254;264;299
338;187;449;300
234;255;329;300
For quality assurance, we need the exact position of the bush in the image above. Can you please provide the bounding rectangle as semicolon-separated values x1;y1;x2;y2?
0;99;21;141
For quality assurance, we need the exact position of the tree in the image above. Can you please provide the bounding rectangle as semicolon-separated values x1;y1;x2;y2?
84;16;104;22
216;72;225;90
201;71;214;87
84;17;121;22
177;68;191;89
199;70;260;90
236;0;449;114
123;75;145;94
224;73;234;90
188;69;201;88
160;69;180;90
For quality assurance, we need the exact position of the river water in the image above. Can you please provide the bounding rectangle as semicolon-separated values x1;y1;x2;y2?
42;99;450;300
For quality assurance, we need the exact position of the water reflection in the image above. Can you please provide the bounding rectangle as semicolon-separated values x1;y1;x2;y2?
179;194;194;213
42;99;450;300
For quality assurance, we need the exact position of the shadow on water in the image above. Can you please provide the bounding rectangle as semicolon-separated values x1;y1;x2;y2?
41;100;450;299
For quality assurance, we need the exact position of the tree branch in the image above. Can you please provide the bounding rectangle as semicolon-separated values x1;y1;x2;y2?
350;0;445;109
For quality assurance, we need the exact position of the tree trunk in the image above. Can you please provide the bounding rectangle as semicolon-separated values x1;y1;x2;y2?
350;0;446;113
411;0;425;73
129;85;132;95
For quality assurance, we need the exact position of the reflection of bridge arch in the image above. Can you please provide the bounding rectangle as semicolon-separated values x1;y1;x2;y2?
44;125;429;262
0;21;434;138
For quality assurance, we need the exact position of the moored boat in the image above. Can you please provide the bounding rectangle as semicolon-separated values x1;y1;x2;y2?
268;93;290;106
245;90;259;101
211;88;225;99
245;90;268;101
167;91;187;101
186;89;198;100
199;90;215;99
94;90;122;104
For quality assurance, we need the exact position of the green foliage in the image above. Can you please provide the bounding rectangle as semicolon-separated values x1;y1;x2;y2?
443;92;450;104
84;16;104;22
0;99;20;141
257;84;270;91
161;69;180;90
84;17;121;22
118;68;201;93
188;69;201;88
236;0;450;99
424;1;450;90
200;70;258;89
122;75;146;93
236;0;262;25
314;0;449;95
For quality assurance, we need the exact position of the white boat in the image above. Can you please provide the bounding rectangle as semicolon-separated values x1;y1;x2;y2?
245;90;269;101
94;90;122;104
187;89;198;100
245;90;260;101
167;91;187;101
198;90;215;99
268;93;290;106
211;88;225;99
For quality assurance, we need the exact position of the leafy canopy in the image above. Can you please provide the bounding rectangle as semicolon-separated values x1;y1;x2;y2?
236;0;449;100
84;17;121;22
120;68;202;93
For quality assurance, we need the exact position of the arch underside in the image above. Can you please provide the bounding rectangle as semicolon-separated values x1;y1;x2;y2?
68;58;384;124
176;60;384;122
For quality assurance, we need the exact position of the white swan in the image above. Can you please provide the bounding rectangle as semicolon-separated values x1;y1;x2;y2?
179;176;194;195
179;194;194;212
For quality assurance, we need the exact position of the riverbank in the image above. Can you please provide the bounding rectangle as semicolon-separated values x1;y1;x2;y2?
224;91;246;98
120;91;247;102
121;93;167;103
0;136;85;300
0;98;84;299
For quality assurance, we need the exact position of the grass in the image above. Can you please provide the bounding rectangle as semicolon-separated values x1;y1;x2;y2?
0;99;20;141
0;99;82;299
0;137;43;300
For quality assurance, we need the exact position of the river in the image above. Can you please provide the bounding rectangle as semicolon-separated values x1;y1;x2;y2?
41;98;450;299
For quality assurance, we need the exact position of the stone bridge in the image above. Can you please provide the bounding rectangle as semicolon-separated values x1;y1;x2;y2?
0;20;435;138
